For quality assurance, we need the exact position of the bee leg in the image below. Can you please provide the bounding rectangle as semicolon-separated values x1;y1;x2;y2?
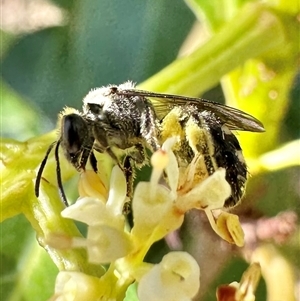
121;155;133;216
123;155;134;199
78;139;94;171
130;143;147;166
89;151;98;173
121;143;148;216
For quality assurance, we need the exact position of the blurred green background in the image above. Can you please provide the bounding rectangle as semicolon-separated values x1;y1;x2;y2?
1;0;195;139
1;0;299;300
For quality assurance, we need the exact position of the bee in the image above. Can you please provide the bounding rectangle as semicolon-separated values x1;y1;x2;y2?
35;81;264;207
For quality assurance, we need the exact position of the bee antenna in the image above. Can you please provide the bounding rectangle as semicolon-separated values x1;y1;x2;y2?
54;141;69;207
35;142;56;197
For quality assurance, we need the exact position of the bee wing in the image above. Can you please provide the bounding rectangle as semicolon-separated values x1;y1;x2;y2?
119;89;265;132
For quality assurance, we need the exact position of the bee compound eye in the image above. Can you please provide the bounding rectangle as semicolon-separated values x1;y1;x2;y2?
87;103;103;115
62;114;88;154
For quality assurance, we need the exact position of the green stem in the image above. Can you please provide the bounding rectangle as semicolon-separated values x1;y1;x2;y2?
139;3;285;96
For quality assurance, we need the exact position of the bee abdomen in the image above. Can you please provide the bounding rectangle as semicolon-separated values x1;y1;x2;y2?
197;113;247;207
163;106;248;208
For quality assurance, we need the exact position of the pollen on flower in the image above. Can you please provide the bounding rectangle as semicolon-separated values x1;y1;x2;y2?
160;109;185;152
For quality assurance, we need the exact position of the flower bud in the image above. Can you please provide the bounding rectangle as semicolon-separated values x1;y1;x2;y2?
53;271;103;301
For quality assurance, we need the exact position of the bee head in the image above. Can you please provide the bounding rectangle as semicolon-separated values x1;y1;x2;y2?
60;112;90;169
35;108;95;207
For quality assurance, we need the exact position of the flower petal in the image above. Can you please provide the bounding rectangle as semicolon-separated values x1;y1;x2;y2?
86;225;133;264
61;197;106;225
78;170;108;202
61;197;124;229
106;165;127;216
131;182;173;240
177;168;231;211
138;252;200;301
160;251;200;297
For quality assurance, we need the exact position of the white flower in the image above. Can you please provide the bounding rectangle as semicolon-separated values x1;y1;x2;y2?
155;138;232;211
138;252;200;301
131;181;177;241
131;137;235;246
131;138;184;244
61;166;133;264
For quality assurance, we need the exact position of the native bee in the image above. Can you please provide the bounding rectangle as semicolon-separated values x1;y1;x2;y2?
35;81;264;207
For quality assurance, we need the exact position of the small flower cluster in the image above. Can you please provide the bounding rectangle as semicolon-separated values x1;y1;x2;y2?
48;138;250;301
